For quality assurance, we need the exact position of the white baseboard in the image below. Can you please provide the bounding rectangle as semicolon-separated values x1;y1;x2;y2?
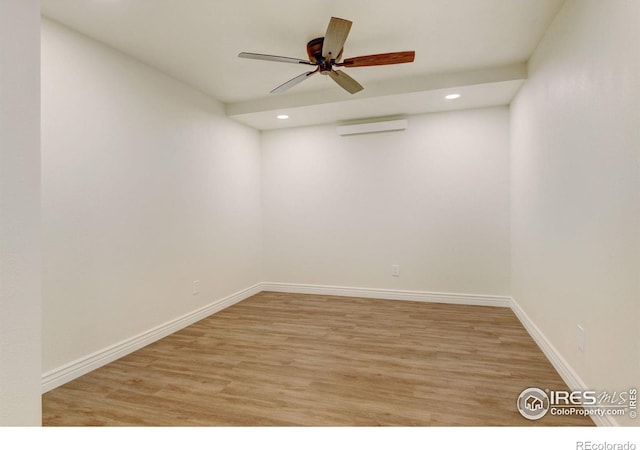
41;283;262;393
261;282;512;307
509;296;618;427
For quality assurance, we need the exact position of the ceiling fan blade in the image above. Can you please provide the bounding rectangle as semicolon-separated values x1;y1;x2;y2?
271;69;319;94
238;52;314;65
329;70;363;94
338;51;415;67
322;17;352;61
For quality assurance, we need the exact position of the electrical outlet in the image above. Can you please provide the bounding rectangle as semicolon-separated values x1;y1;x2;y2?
391;264;400;277
193;280;200;295
577;325;585;352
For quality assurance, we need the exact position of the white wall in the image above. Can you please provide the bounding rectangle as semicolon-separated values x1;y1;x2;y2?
0;0;42;426
510;0;640;426
41;20;262;373
262;108;510;295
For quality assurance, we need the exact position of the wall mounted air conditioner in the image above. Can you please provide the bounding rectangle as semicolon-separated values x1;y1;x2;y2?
336;118;408;136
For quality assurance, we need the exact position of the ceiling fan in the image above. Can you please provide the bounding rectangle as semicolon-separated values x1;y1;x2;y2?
238;17;415;95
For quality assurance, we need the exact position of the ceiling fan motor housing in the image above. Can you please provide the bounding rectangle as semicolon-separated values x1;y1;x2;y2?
307;37;342;73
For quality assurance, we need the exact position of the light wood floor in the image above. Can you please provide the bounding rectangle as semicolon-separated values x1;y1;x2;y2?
42;292;593;426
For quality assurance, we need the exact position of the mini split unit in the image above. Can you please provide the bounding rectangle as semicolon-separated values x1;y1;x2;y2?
336;118;408;136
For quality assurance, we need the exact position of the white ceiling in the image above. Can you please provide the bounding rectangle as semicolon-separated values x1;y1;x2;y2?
41;0;564;130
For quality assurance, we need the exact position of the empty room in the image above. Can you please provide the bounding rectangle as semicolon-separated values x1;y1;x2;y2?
1;0;638;442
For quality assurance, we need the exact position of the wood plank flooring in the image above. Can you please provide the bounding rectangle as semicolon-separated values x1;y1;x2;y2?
42;292;594;426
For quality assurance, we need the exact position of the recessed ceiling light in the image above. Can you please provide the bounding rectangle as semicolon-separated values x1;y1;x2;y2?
445;93;461;100
277;114;289;120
